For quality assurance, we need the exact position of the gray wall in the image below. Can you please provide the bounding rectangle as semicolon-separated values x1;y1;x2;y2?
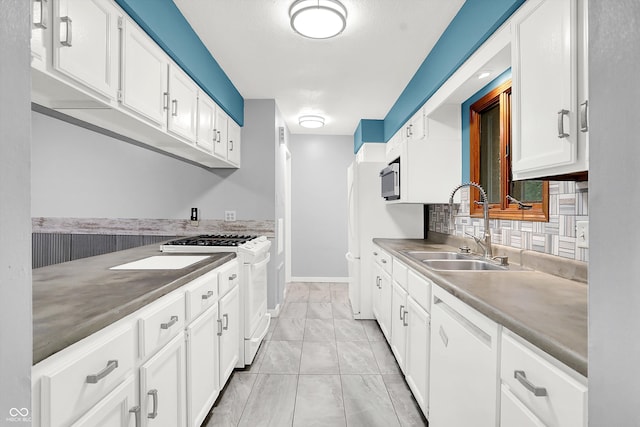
589;1;640;425
290;134;354;279
0;0;32;420
32;104;275;221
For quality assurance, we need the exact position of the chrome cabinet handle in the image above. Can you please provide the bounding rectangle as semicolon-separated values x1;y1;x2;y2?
34;0;48;28
202;290;214;300
217;319;223;336
223;313;229;330
160;315;178;329
229;140;234;151
86;359;118;383
381;259;387;264
171;99;178;117
399;305;405;320
557;109;569;138
373;251;378;256
129;406;141;427
216;130;221;143
439;325;449;347
229;273;237;281
163;92;169;111
409;123;413;137
147;389;158;419
580;100;589;132
402;310;408;327
514;370;548;397
60;16;72;46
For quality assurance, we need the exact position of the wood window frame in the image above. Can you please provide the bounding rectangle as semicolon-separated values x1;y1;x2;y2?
469;79;549;221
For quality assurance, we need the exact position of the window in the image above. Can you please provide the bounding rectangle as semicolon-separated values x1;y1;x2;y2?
469;80;548;221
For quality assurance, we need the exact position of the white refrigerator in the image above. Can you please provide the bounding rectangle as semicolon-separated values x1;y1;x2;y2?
346;144;423;319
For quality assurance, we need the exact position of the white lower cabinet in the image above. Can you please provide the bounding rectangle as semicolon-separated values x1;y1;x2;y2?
429;285;500;427
218;284;240;385
404;296;430;417
71;376;137;427
185;305;220;427
372;261;392;341
140;332;187;427
500;330;587;427
390;280;408;372
32;259;242;427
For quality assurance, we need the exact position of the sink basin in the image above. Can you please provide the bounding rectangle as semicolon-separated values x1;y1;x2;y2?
422;259;507;271
403;251;466;261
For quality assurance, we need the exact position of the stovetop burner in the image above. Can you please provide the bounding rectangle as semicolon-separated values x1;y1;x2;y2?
164;234;258;247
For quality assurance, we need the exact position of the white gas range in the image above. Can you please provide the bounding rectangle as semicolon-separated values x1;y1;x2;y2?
161;234;271;367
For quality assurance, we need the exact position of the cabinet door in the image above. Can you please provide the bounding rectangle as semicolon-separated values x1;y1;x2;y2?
120;18;168;128
71;376;137;427
511;0;578;178
213;108;229;160
408;109;426;142
218;285;239;386
226;119;241;167
140;333;186;427
186;305;220;427
405;296;430;416
196;94;216;154
390;281;408;372
53;0;119;99
378;268;392;342
500;386;546;427
168;64;198;142
31;0;51;72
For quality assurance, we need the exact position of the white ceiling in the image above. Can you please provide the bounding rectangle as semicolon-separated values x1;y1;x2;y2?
173;0;465;136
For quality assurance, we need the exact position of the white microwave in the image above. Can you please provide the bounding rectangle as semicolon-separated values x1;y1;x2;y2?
380;163;400;200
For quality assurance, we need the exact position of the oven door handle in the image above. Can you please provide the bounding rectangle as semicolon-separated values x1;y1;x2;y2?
251;253;271;271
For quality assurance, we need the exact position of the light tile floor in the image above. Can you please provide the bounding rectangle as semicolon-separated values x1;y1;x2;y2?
202;282;428;427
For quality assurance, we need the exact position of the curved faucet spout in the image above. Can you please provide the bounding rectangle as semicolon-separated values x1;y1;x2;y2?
448;182;493;258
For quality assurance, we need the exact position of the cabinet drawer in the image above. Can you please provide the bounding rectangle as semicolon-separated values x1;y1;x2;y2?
501;331;587;427
408;270;431;313
185;269;218;322
218;260;239;297
392;258;408;290
373;248;392;274
40;324;135;427
138;292;185;358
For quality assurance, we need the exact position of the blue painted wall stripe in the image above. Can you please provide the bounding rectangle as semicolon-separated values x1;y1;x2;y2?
354;119;385;153
381;0;525;143
114;0;244;126
461;68;512;182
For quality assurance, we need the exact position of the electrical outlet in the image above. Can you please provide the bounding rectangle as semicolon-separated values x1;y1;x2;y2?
224;211;236;222
190;207;198;221
576;221;589;248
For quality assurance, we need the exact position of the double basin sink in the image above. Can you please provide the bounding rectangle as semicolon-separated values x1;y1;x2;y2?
403;250;510;271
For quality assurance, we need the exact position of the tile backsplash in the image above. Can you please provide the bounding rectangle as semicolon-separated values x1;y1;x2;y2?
429;181;588;262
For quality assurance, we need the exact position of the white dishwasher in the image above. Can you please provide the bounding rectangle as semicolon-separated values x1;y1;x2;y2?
429;284;500;427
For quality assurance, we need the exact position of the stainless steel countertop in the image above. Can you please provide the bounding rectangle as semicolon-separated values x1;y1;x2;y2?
32;244;236;364
373;238;588;377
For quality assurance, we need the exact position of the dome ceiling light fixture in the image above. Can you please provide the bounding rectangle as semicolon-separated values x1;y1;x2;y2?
298;115;325;128
289;0;348;39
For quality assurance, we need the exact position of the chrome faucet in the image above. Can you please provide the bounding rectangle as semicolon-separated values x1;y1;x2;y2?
449;182;493;258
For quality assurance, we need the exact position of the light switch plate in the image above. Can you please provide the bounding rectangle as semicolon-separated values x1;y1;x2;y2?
576;221;589;248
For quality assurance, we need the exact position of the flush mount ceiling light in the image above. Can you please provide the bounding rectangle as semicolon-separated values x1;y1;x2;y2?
477;71;492;79
289;0;347;39
299;115;325;128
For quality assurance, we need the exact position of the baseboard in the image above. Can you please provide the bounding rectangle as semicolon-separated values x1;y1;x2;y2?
268;303;282;318
290;276;349;283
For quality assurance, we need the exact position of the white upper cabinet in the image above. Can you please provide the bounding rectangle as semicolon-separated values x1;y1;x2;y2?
31;0;51;72
511;0;588;180
120;17;168;128
167;64;198;142
53;0;120;100
196;93;216;154
227;119;242;167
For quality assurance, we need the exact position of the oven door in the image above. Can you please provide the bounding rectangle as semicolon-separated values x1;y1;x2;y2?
244;252;270;338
